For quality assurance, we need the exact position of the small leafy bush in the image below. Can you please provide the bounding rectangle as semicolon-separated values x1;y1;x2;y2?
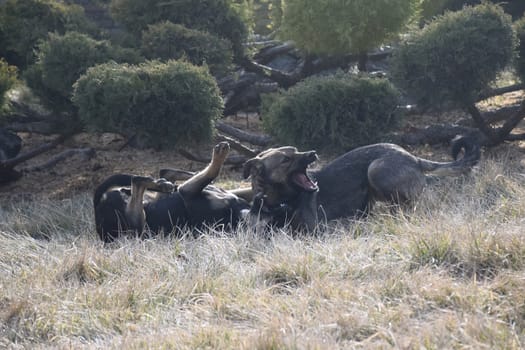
110;0;247;60
0;0;95;69
24;32;142;114
141;21;233;77
390;3;515;110
262;74;400;153
73;60;223;149
0;59;18;111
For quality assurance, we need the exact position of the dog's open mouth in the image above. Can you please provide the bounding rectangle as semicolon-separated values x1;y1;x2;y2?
291;171;318;192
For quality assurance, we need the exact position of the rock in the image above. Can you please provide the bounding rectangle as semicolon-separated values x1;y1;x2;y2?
0;128;22;161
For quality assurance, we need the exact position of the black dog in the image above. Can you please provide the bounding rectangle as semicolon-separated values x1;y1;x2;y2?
94;142;251;242
243;135;481;231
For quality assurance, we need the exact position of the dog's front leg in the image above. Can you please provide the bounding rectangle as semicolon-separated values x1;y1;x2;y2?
290;190;319;232
178;142;230;199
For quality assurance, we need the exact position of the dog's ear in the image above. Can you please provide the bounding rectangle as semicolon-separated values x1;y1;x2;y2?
243;158;262;179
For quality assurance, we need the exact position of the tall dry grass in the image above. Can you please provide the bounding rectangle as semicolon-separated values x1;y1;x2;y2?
1;149;524;349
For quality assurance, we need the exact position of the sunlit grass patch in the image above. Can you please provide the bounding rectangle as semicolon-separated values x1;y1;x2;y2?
0;153;524;348
0;194;94;240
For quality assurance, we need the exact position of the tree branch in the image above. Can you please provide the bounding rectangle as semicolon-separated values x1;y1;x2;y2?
496;101;525;140
215;121;272;146
214;134;259;158
466;104;501;145
478;83;523;101
24;148;95;172
0;134;67;170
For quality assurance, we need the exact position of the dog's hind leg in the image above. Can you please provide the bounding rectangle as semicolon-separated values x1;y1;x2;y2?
367;158;426;206
178;142;230;198
126;176;174;233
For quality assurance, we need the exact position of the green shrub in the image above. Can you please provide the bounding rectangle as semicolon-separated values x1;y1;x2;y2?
141;21;233;77
420;0;525;22
516;18;525;83
0;0;95;69
24;31;142;114
279;0;418;69
110;0;247;60
72;60;223;149
390;3;515;110
0;59;18;110
262;74;400;153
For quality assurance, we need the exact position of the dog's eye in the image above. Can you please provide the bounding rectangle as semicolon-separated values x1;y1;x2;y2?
281;156;291;163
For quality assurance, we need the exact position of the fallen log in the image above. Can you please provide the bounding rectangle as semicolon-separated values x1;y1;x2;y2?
389;124;487;146
478;83;523;101
6;121;56;135
215;121;272;146
254;41;297;64
0;134;67;183
24;148;95;172
240;57;304;88
0;135;66;170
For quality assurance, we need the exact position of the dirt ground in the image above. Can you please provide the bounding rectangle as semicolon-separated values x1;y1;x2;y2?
0;114;261;203
1;96;525;203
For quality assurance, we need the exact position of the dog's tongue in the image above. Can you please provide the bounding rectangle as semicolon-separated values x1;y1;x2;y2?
292;172;318;191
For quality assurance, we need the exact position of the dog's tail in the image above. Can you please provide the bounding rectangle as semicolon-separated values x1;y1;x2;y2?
418;135;480;176
93;174;134;207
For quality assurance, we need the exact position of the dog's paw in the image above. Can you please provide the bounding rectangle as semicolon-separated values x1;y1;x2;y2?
213;141;230;160
154;178;175;192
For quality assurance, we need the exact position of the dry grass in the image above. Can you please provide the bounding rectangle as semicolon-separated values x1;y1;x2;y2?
1;148;525;349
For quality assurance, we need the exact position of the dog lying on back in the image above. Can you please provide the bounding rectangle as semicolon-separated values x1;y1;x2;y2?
243;135;481;231
94;142;252;242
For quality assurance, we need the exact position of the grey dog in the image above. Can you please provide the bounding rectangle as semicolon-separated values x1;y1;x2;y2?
243;135;480;231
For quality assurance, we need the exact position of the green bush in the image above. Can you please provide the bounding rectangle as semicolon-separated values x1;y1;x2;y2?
0;0;95;69
72;60;223;149
516;18;525;83
141;21;233;77
110;0;247;60
420;0;525;22
24;31;142;114
279;0;418;68
262;74;400;152
0;59;18;110
390;3;515;110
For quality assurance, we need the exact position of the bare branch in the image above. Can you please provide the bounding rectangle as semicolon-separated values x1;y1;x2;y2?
24;148;95;172
215;121;272;146
0;135;67;170
478;83;524;101
214;134;259;157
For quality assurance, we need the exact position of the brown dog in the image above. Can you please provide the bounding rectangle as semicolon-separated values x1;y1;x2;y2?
243;135;480;231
